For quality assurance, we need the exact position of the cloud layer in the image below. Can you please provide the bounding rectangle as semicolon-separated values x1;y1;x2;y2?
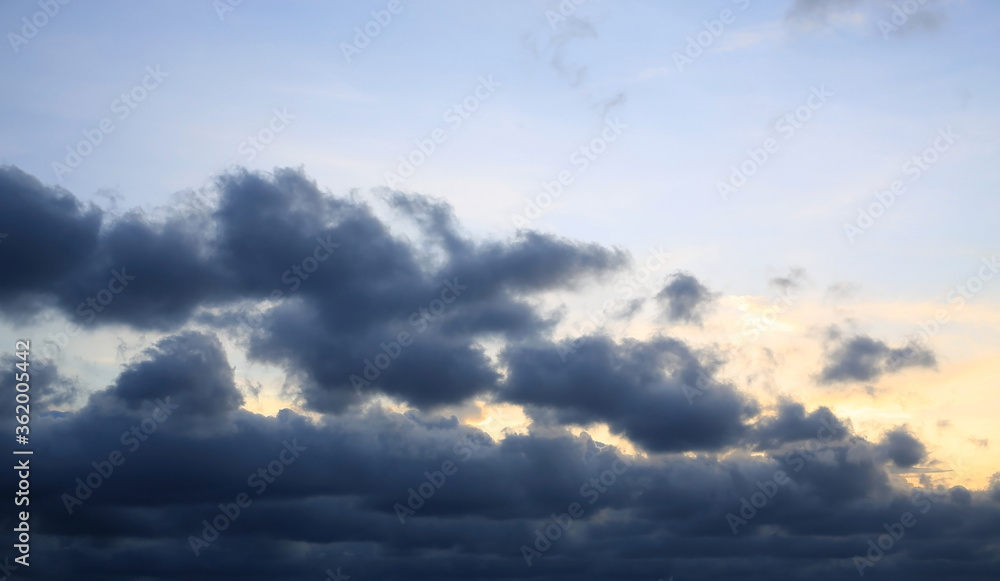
1;165;998;580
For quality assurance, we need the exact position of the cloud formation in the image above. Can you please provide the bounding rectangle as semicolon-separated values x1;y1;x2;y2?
656;272;716;325
2;166;997;580
819;332;936;383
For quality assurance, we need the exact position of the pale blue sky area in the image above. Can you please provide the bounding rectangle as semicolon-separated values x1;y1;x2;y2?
2;0;998;302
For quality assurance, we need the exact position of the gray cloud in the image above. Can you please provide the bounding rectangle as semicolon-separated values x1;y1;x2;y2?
656;272;716;325
819;333;936;383
2;166;997;580
878;426;928;467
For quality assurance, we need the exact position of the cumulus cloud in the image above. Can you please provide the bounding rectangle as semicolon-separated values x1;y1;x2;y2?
750;401;848;450
502;335;758;452
3;166;998;580
0;166;628;413
879;426;928;467
10;351;996;580
819;333;936;383
656;272;716;325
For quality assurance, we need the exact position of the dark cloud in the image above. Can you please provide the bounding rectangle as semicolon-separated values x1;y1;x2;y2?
3;166;998;579
98;331;243;417
8;352;996;580
819;333;936;383
502;335;758;452
0;166;627;412
0;166;102;318
656;272;716;325
0;354;81;413
750;401;848;450
878;426;928;467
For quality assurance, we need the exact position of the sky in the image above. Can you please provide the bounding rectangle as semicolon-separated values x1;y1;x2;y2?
1;0;999;579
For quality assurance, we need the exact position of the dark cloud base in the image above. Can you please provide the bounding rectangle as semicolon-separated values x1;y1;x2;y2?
1;166;998;580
